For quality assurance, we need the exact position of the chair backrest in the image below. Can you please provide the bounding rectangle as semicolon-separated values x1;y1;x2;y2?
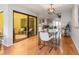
39;32;50;41
56;31;61;40
48;29;53;33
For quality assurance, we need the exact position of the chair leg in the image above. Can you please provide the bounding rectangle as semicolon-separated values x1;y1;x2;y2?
39;41;45;49
38;38;41;46
49;47;53;53
55;39;58;50
0;44;1;50
48;40;54;53
54;39;60;50
39;44;45;49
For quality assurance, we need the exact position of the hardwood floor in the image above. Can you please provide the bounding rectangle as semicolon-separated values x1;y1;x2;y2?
0;36;78;55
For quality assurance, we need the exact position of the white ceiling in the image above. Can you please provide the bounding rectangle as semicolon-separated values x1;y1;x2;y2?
15;4;73;19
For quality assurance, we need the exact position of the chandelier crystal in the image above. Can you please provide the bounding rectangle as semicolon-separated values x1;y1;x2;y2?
48;4;55;14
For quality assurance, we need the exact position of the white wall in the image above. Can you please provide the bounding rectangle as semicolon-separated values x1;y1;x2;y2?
0;5;13;46
0;4;38;46
71;28;79;53
48;10;72;28
61;10;72;28
0;5;6;11
2;5;13;46
71;5;79;53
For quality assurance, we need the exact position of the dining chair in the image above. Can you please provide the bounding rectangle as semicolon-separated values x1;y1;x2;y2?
55;31;61;49
38;31;54;53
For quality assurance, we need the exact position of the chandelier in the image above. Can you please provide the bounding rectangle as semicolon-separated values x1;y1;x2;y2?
48;4;61;18
48;4;55;14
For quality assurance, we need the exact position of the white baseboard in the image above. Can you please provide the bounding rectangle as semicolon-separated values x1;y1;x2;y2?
2;40;13;47
71;36;79;53
2;43;13;47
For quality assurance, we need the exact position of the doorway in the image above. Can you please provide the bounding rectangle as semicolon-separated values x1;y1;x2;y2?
13;11;37;43
0;11;3;38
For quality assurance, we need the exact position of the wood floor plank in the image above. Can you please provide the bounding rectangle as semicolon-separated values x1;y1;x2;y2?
0;36;78;55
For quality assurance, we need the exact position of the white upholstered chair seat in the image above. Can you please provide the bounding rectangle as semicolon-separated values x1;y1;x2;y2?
40;32;53;41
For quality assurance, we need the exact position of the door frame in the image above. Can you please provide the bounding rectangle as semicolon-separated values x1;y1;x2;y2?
13;10;37;43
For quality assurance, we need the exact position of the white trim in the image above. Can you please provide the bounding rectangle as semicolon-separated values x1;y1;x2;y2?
2;38;13;47
2;41;13;47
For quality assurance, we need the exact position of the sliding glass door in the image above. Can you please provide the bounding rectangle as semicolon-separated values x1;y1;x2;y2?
13;11;28;42
13;11;37;43
0;11;3;37
28;16;37;37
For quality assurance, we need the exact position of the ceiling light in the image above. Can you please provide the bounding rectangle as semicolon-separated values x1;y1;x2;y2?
48;4;55;14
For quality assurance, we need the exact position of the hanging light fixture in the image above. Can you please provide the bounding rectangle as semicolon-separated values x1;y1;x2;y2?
48;4;61;18
48;4;55;14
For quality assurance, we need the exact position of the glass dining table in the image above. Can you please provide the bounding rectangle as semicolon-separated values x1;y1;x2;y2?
48;29;61;50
